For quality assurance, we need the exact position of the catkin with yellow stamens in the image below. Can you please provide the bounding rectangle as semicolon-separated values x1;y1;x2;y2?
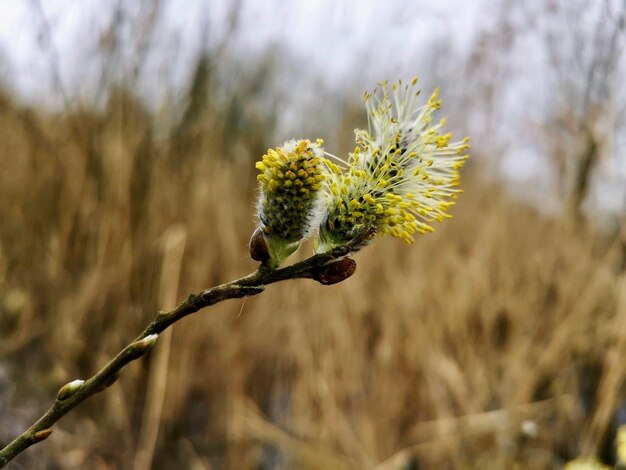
255;139;327;267
316;79;469;253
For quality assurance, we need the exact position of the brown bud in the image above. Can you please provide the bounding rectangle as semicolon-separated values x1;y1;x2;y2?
313;258;357;285
249;228;270;263
32;429;53;442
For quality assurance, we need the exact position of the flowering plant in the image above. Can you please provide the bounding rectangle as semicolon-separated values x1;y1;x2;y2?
0;78;469;466
253;78;470;268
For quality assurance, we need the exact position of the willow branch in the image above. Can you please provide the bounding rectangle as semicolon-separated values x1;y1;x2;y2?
0;247;351;467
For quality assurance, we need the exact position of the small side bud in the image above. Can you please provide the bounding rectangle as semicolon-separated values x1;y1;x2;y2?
249;227;270;263
57;379;85;401
313;258;357;285
128;334;158;358
32;429;53;442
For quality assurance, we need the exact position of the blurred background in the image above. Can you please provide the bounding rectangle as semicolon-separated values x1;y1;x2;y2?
1;0;626;468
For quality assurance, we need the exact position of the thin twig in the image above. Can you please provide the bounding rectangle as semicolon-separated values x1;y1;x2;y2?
0;247;350;467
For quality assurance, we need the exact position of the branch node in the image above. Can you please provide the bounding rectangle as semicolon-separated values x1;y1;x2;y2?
155;310;168;320
198;288;214;304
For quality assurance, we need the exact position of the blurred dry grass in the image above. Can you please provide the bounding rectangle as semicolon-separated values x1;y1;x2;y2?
0;84;625;470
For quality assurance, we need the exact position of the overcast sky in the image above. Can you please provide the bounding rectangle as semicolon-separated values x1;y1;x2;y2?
0;0;624;216
0;0;486;103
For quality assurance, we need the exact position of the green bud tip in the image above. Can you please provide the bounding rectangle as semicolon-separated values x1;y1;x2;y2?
57;379;85;401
